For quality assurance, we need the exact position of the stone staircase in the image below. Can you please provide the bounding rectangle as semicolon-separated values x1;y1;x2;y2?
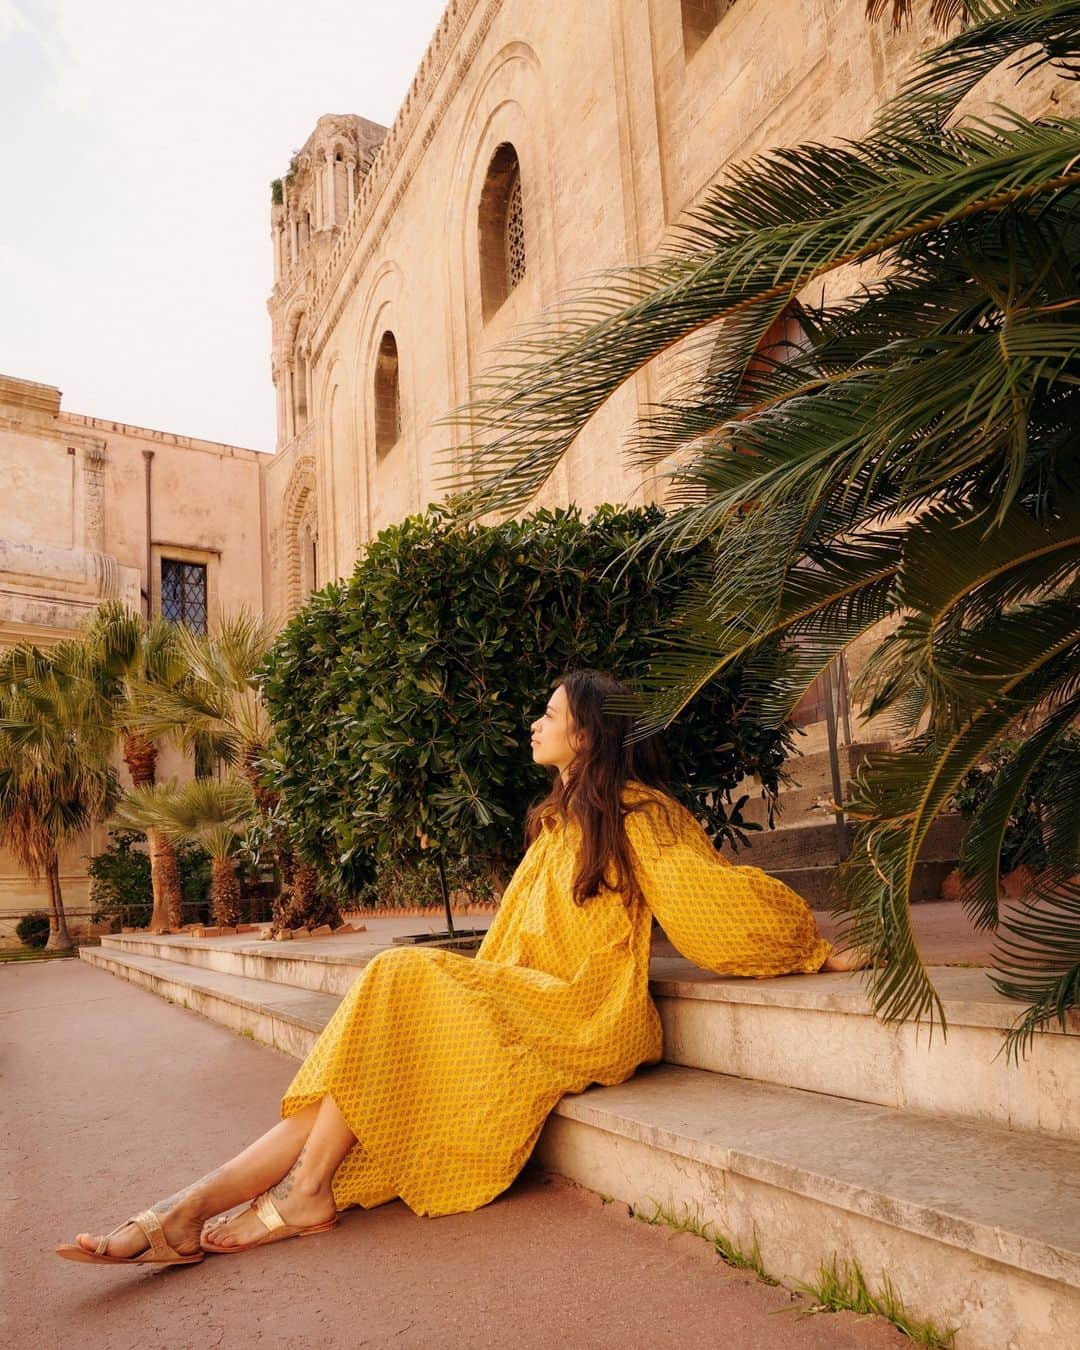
737;743;966;905
81;926;1079;1348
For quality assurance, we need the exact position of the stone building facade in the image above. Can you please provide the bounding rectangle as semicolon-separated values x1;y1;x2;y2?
263;0;948;621
0;374;268;932
261;0;1066;751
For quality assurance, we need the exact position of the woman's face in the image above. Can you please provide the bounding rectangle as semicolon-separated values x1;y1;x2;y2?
530;684;583;774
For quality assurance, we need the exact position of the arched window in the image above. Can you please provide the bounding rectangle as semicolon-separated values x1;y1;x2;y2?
374;331;400;457
479;143;527;321
294;347;309;431
301;519;318;595
282;457;318;615
681;0;732;58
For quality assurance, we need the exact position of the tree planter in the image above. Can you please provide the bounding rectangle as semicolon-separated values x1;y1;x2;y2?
391;930;487;953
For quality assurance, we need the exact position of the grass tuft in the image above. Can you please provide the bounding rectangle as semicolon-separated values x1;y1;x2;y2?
632;1200;777;1284
797;1256;958;1348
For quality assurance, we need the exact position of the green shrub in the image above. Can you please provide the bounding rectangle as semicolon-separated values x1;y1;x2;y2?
261;504;791;897
354;854;497;911
88;830;151;927
954;732;1080;877
88;830;213;929
179;842;214;923
16;912;50;949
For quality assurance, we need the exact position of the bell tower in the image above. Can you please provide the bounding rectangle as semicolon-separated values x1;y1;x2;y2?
267;114;386;452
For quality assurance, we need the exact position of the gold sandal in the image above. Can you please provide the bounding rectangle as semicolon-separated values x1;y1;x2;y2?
55;1209;205;1266
201;1190;338;1255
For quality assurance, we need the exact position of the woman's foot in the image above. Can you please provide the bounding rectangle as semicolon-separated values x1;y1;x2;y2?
822;946;876;972
74;1199;204;1259
202;1184;336;1250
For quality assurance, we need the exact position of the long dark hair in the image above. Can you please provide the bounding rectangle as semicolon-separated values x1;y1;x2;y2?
525;670;671;905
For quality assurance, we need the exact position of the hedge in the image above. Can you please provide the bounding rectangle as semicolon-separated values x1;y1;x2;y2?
260;504;791;898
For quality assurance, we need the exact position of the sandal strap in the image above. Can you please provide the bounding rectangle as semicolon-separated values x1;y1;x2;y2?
129;1209;174;1262
95;1219;130;1257
252;1191;286;1234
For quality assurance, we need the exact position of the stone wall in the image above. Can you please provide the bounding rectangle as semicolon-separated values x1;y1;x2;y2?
0;374;269;937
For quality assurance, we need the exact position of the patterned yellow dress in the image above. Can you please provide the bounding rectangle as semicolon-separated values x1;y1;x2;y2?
281;790;831;1218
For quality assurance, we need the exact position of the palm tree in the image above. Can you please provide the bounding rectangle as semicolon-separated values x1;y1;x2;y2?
114;779;256;927
451;1;1080;1051
0;642;117;950
84;602;189;933
131;612;338;931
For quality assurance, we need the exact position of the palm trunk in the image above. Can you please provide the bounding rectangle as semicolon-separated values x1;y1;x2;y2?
241;741;279;813
271;860;340;933
122;731;183;933
44;855;73;952
210;854;242;927
146;827;183;932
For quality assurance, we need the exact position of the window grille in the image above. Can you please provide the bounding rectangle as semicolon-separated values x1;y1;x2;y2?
505;171;526;290
161;559;208;634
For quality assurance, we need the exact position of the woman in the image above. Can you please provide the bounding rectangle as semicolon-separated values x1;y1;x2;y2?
57;670;845;1268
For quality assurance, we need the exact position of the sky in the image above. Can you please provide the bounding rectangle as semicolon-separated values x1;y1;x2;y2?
0;0;448;451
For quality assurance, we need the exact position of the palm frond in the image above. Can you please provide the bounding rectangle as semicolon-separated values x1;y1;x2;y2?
628;527;903;734
995;874;1080;1059
447;117;1080;514
957;701;1079;927
874;2;1080;137
114;776;256;851
993;729;1080;1053
865;0;970;31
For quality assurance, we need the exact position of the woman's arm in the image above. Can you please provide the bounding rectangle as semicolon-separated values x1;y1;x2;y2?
624;798;831;977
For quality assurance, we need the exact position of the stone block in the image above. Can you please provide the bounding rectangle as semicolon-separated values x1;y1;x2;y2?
537;1066;1080;1350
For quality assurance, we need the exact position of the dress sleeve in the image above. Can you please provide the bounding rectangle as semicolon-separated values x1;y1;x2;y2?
624;798;831;978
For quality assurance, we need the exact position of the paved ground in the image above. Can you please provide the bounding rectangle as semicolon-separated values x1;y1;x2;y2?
2;962;909;1350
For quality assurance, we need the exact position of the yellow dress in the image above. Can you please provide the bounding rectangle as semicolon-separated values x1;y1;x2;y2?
281;790;831;1218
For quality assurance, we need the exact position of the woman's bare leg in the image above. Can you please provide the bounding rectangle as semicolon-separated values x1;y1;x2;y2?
203;1093;357;1248
73;1101;322;1258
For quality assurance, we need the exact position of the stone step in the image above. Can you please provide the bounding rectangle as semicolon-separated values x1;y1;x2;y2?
75;946;1080;1348
766;860;954;907
97;929;378;997
740;740;891;828
85;938;1079;1141
786;739;892;790
732;813;966;871
536;1066;1080;1350
80;945;337;1058
651;958;1077;1142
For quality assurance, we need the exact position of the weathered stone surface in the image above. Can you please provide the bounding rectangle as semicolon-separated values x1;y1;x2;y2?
76;940;1080;1349
10;960;913;1350
93;921;1079;1139
537;1085;1080;1350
